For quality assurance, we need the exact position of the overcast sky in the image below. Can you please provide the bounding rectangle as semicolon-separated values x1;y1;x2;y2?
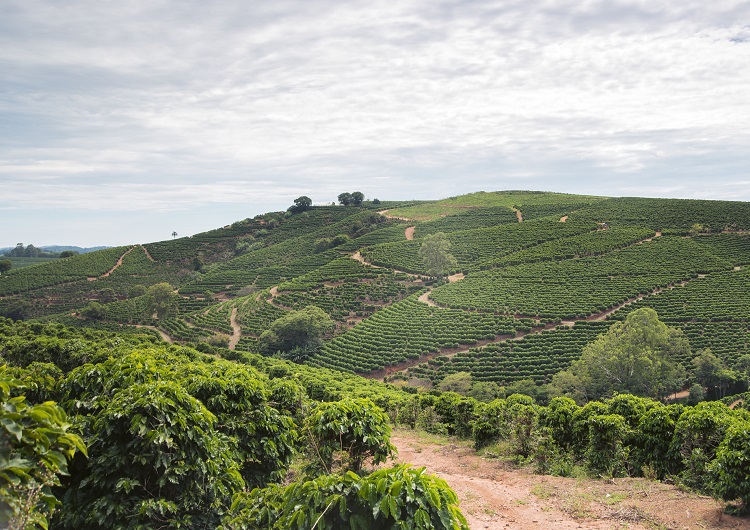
2;0;749;247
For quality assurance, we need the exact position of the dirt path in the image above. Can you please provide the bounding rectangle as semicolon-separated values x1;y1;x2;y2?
559;215;568;223
350;252;428;279
88;246;134;281
512;207;523;223
418;290;438;307
405;226;416;240
378;209;412;221
639;231;662;243
139;244;156;262
134;324;174;344
228;307;241;350
391;430;746;530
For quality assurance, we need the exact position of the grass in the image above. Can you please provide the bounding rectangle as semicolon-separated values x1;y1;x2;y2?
386;191;604;221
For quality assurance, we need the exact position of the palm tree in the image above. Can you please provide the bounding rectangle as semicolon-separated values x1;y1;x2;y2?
172;231;178;239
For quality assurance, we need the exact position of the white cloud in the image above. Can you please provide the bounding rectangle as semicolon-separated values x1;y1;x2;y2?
1;0;750;244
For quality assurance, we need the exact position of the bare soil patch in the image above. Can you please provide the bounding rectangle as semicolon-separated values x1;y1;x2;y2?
560;215;568;222
228;307;241;350
405;226;416;240
391;429;747;530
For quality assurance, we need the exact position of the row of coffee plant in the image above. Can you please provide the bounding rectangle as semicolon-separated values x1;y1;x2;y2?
362;220;596;274
390;391;750;511
0;246;129;295
429;237;734;318
308;294;534;373
480;226;655;269
407;321;610;386
569;197;750;232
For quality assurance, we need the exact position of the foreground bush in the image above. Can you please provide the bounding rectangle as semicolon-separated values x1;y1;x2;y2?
223;465;469;530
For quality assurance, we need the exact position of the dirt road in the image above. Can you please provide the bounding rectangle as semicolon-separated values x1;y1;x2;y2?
391;429;746;530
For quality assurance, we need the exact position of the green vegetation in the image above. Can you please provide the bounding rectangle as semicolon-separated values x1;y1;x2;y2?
419;232;457;277
552;308;688;401
6;190;750;521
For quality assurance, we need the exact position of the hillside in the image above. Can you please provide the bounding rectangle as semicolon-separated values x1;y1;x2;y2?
4;190;750;528
3;190;750;395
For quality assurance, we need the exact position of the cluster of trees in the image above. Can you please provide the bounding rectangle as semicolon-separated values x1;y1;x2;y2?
258;305;334;360
287;196;313;214
3;243;78;259
338;191;364;206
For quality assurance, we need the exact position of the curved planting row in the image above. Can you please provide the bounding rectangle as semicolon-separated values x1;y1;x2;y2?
480;226;655;269
415;206;518;235
430;237;733;318
408;321;610;385
0;246;130;295
361;220;596;274
570;197;750;232
307;294;534;373
613;268;750;323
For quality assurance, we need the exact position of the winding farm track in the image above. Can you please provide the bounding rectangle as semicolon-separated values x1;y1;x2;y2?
512;207;523;222
228;307;241;350
392;430;745;530
88;246;135;281
135;324;174;344
404;226;416;240
140;244;156;262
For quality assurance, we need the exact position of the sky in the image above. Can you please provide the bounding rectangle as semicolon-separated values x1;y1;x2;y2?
1;0;749;247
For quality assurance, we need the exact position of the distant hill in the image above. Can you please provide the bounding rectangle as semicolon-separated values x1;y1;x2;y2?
0;245;110;255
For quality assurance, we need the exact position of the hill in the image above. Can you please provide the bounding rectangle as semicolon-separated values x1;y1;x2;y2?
2;190;750;398
3;190;750;528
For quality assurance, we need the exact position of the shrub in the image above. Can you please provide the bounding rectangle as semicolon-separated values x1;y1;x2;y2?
304;398;395;474
223;465;469;530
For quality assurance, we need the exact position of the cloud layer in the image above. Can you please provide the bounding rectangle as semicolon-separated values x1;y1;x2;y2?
2;0;749;244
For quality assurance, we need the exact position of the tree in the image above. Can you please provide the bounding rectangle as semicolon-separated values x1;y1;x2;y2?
287;196;312;214
9;243;24;257
172;231;178;239
437;372;472;394
351;191;364;206
257;306;334;355
0;300;30;321
558;308;688;401
419;232;457;277
147;282;178;320
0;260;10;274
59;250;78;258
692;349;741;399
80;301;106;321
337;192;352;206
